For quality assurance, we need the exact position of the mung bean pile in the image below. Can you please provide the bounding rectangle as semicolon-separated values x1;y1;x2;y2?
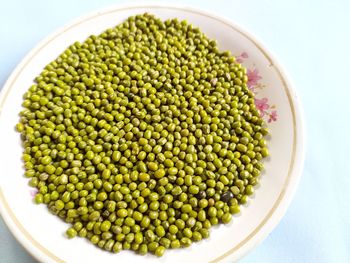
16;14;269;257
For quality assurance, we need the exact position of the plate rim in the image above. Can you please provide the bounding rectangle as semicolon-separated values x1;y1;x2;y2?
0;2;305;262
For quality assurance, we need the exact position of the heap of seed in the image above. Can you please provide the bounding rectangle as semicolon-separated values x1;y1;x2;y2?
16;13;269;257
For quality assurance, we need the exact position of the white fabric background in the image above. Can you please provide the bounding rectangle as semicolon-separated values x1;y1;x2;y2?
0;0;349;262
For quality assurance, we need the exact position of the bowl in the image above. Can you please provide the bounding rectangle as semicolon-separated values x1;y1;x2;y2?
0;3;304;262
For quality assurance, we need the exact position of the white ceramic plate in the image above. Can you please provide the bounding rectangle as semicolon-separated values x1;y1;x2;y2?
0;3;304;263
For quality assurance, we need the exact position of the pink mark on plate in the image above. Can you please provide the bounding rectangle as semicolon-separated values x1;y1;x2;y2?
236;52;249;63
255;97;270;117
30;189;38;197
241;52;248;58
247;68;262;90
268;110;278;123
234;51;279;123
